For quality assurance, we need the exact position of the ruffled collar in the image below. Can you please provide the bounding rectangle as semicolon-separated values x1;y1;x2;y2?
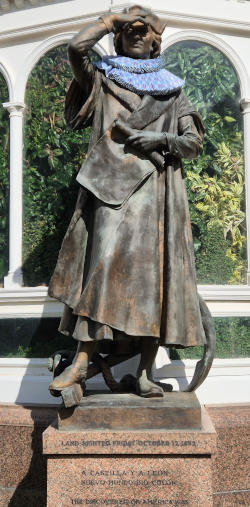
93;55;184;96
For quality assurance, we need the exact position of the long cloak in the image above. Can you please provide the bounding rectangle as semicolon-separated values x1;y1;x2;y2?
49;68;206;348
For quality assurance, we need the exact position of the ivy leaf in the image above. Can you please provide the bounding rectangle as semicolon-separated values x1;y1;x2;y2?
193;238;201;253
53;149;63;156
224;116;236;123
212;162;222;175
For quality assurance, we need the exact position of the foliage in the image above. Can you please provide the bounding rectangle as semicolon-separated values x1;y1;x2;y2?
0;317;73;357
1;41;247;286
190;142;245;282
164;42;246;283
170;317;250;359
0;75;9;284
5;336;73;358
195;225;236;284
23;45;97;285
1;316;249;358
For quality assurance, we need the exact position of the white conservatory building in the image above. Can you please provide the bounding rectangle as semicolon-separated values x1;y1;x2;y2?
0;1;250;505
0;1;249;403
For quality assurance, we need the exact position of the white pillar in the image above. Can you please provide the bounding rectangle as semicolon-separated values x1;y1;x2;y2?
3;102;26;289
241;98;250;285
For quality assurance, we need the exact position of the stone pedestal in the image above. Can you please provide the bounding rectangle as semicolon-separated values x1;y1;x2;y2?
43;392;217;506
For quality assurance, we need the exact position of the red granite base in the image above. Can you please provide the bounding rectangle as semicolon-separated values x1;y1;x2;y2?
213;491;250;506
0;403;249;506
43;407;216;506
0;404;55;507
209;404;250;495
47;455;212;506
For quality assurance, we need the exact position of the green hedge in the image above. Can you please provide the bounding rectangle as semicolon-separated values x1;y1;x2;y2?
165;41;246;284
170;317;250;359
0;317;249;358
23;45;89;285
23;47;100;286
0;317;250;359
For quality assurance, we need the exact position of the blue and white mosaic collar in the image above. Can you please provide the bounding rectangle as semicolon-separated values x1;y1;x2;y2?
93;55;184;96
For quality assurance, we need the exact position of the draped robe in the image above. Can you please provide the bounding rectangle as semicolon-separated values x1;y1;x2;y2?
48;21;206;349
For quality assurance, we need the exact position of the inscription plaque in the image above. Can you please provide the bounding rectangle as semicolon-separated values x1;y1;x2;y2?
47;456;212;506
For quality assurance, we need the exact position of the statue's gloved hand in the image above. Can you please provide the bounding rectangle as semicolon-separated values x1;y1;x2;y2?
125;131;166;153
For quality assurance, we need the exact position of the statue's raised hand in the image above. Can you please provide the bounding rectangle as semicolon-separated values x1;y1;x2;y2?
105;13;149;33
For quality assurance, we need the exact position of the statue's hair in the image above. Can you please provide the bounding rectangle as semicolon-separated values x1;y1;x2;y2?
113;5;164;59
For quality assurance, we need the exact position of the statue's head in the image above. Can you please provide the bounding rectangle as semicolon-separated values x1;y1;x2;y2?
114;5;167;59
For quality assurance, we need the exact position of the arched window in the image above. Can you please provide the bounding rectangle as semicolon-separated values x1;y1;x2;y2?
164;41;245;285
23;44;98;286
0;73;9;286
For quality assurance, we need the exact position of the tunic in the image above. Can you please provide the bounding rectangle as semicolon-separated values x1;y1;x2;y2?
48;20;206;348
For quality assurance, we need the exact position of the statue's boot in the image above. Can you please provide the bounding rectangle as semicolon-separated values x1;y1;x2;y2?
136;338;164;398
49;359;88;390
136;375;164;398
49;341;96;392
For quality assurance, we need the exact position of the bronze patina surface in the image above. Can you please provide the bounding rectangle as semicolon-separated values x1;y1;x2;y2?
58;392;201;430
48;5;215;406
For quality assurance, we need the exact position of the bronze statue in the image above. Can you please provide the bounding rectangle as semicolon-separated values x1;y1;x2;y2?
48;6;215;407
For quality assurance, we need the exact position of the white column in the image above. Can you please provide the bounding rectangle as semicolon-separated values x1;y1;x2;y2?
3;102;26;289
241;98;250;285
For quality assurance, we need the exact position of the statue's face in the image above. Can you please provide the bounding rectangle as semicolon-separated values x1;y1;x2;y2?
121;22;154;59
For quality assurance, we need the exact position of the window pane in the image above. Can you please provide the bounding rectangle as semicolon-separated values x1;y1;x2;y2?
164;41;246;284
23;45;98;286
0;316;248;358
0;317;70;357
0;74;9;286
170;317;250;359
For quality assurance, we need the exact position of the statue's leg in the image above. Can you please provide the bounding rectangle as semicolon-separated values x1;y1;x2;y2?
49;341;95;390
136;338;164;398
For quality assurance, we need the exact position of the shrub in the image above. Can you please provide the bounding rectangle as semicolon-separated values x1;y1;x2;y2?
164;41;246;283
170;317;250;359
23;45;94;285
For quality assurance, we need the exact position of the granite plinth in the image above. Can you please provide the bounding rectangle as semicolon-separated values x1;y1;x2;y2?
213;491;250;506
47;455;213;506
209;404;250;496
0;403;248;505
0;404;55;507
58;392;201;430
43;396;217;507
